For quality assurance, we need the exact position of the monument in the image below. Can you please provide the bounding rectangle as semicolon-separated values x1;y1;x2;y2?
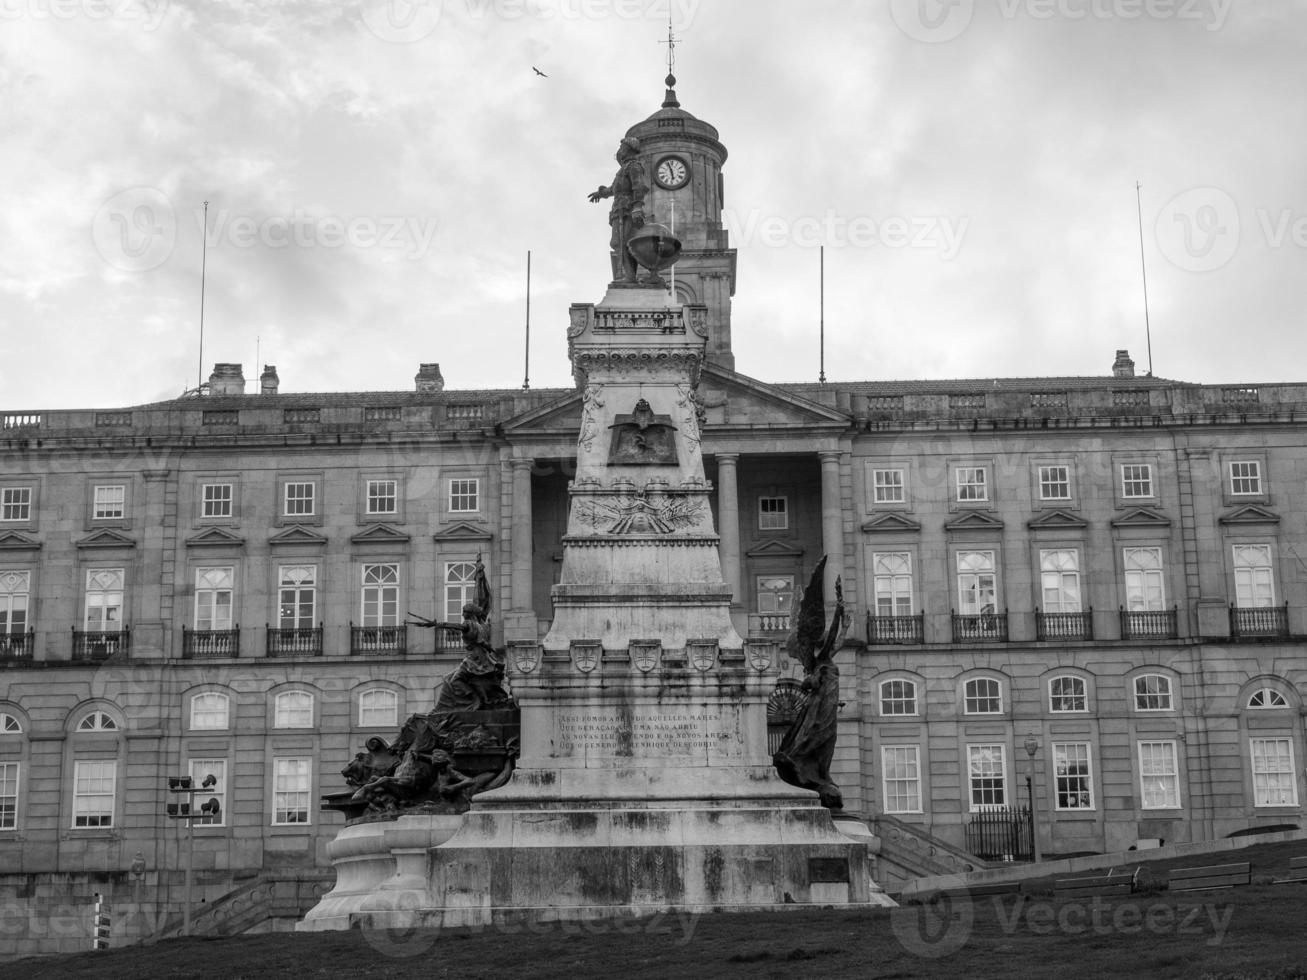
301;73;892;932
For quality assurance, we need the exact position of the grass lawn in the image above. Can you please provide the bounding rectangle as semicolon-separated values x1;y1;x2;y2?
8;842;1307;979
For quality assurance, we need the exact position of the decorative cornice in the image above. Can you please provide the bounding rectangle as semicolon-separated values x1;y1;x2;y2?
350;524;412;545
0;530;41;551
1111;507;1172;529
1027;509;1089;531
745;538;805;558
1218;504;1280;526
76;528;138;550
183;527;244;549
432;521;493;543
944;511;1004;532
268;525;329;548
860;512;922;534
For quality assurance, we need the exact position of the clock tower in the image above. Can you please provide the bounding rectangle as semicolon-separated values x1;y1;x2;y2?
624;73;737;371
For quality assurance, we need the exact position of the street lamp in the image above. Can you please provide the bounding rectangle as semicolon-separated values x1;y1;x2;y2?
166;774;221;936
1023;732;1042;863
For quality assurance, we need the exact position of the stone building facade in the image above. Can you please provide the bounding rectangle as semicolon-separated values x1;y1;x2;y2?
2;86;1306;952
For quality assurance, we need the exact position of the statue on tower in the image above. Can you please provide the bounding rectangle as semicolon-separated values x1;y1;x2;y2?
589;136;681;288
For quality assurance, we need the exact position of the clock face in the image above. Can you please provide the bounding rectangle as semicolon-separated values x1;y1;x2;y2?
655;156;689;190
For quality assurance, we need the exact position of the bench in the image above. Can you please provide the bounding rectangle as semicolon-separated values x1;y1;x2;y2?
1272;855;1307;884
926;879;1023;902
1168;862;1251;892
1054;868;1136;898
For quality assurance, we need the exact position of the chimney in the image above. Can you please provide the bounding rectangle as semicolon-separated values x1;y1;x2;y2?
208;363;246;396
1112;349;1135;379
415;363;445;392
260;364;280;395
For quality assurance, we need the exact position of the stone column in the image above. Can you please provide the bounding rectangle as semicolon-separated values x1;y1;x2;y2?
505;457;536;643
819;451;845;601
716;454;742;607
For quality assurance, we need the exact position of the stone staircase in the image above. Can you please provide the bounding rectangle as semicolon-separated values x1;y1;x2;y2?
870;814;990;890
156;870;334;939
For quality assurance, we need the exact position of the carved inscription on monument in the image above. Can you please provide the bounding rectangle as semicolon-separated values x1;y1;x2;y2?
552;705;745;759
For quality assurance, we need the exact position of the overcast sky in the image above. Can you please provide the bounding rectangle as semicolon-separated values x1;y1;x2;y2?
2;0;1304;410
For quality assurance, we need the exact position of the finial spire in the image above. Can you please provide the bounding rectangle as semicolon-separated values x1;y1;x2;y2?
659;14;680;108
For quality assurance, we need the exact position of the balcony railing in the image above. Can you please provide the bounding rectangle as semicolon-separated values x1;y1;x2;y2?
0;630;35;662
350;623;408;656
965;805;1033;863
431;626;465;651
1035;608;1093;641
72;627;130;662
1119;606;1178;640
266;624;323;658
182;626;240;659
951;610;1008;643
1230;603;1289;639
866;612;925;645
749;613;792;635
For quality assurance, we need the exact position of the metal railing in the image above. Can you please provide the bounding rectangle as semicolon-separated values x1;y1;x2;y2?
1035;608;1093;641
866;612;925;645
350;623;407;656
182;626;240;659
0;630;35;661
1230;603;1289;639
1119;606;1178;640
951;610;1008;643
266;625;323;658
72;627;130;662
965;805;1033;863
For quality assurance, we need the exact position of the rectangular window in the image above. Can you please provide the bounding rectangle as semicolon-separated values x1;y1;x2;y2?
1230;461;1262;496
1054;743;1094;810
92;485;125;520
1049;676;1087;712
1251;738;1297;807
448;479;479;513
1039;549;1082;613
72;760;116;828
283;482;315;517
956;551;997;615
1123;547;1166;610
882;746;922;814
189;692;229;730
1134;674;1174;711
278;565;316;629
202;483;233;518
0;571;30;635
756;575;794;617
873;469;905;504
872;552;913;616
1121;463;1153;498
758;496;788;530
359;689;398;728
84;569;124;632
274;692;314;729
0;487;31;522
361;564;399;627
444;560;479;621
1139;741;1180;809
272;757;311;825
967;744;1006;809
188;759;226;826
366;479;398;515
1233;544;1275;607
195;567;234;630
879;679;918;716
1038;465;1070;500
0;762;17;829
964;678;1003;714
955;467;988;502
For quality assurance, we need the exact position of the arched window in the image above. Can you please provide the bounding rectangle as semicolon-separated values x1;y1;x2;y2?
0;712;20;734
964;677;1003;714
358;689;398;728
274;691;314;729
1049;676;1087;713
1248;688;1288;709
189;692;230;730
76;711;117;732
879;679;918;716
1134;674;1173;711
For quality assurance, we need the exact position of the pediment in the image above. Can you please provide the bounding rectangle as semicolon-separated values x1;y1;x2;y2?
0;530;41;551
349;524;412;545
944;511;1005;532
1218;505;1280;526
75;528;137;549
1027;509;1088;531
269;525;329;547
184;527;245;548
1111;508;1172;529
695;365;850;428
501;391;584;434
860;512;922;534
745;538;805;559
432;521;493;544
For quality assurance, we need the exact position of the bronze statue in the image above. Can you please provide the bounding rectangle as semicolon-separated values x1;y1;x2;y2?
588;136;649;284
772;557;849;810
